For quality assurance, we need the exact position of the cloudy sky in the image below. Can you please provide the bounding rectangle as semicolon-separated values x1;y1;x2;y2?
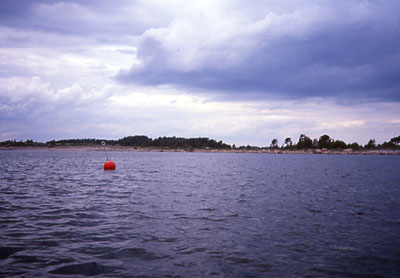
1;0;399;146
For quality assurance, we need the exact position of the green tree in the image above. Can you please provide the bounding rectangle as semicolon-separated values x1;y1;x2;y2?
333;140;347;149
284;137;292;148
118;135;152;147
297;134;313;149
390;136;400;146
365;139;376;149
270;138;278;148
318;134;333;149
348;142;361;150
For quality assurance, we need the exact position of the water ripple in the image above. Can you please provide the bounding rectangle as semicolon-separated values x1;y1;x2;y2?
0;151;399;277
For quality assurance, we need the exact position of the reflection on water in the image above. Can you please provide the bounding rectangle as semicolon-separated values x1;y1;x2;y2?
0;150;400;277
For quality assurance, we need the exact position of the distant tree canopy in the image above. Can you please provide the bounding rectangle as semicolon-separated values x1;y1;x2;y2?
270;138;278;148
0;139;40;147
1;134;400;151
365;139;376;149
151;136;230;149
36;135;232;149
284;137;293;147
297;134;313;149
318;134;333;149
118;135;152;147
390;136;400;145
289;134;400;150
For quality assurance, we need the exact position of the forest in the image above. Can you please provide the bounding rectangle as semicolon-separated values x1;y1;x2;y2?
1;134;399;150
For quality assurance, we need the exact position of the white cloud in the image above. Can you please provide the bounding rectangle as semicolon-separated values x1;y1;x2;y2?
1;74;399;144
129;0;381;72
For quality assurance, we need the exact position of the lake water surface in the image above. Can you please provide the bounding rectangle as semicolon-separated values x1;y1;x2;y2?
1;150;399;277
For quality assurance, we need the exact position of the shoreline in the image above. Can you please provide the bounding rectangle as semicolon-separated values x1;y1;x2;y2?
1;146;399;155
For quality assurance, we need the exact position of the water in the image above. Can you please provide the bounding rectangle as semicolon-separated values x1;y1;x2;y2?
0;150;399;277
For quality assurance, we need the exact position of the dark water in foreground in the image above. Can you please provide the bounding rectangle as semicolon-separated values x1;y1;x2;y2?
0;150;399;277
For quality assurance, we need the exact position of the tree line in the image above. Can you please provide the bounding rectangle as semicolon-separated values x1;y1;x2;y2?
1;134;399;150
0;136;231;149
269;134;400;150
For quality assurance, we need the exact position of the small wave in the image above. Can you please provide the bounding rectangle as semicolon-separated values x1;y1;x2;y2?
46;257;75;266
0;246;24;260
99;247;169;261
12;255;43;264
226;256;253;264
196;216;227;222
120;247;169;260
225;256;274;272
310;267;362;276
5;232;31;238
330;245;358;252
33;240;60;247
308;209;322;213
170;216;191;220
48;261;106;276
177;247;207;254
158;237;180;243
198;208;216;211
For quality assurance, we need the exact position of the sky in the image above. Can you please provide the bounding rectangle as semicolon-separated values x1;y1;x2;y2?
0;0;399;146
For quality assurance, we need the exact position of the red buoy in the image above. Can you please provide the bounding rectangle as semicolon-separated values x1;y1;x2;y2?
104;161;116;170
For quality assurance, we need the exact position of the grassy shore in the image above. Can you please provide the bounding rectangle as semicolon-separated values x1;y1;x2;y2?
1;145;399;155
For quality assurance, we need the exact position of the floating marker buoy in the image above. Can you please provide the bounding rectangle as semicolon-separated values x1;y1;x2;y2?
104;161;116;170
102;141;115;170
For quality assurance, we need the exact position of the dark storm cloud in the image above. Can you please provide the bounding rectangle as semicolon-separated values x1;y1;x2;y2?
0;0;148;38
117;1;400;101
1;0;399;101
